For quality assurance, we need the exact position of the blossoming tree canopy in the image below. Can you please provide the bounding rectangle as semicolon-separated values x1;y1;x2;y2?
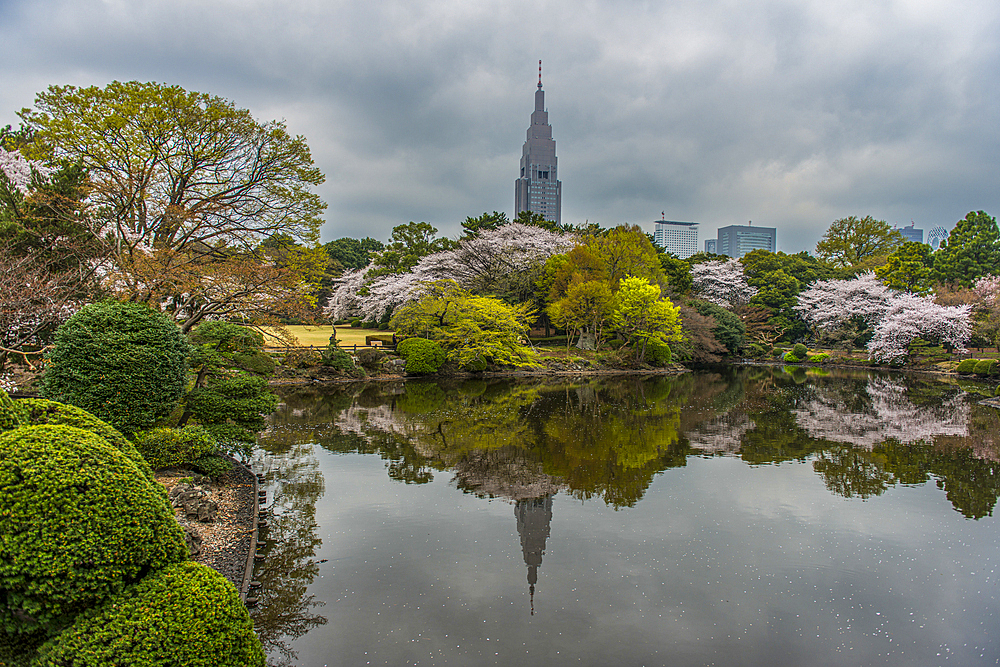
0;146;53;194
690;259;758;310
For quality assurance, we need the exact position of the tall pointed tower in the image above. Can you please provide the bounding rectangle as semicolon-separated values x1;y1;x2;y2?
515;61;562;225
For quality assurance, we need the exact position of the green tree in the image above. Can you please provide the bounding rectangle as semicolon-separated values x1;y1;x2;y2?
875;241;934;294
548;280;616;350
612;276;684;362
815;216;905;268
514;209;569;232
323;236;384;270
658;252;693;295
370;221;455;276
931;211;1000;287
588;225;664;287
391;280;537;367
461;211;509;237
41;302;190;436
740;250;839;342
692;300;745;354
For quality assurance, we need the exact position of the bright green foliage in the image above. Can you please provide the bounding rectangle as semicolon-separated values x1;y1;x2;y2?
875;242;934;294
645;339;673;366
973;359;997;375
815;216;906;268
17;398;152;479
792;343;808;358
183;374;277;459
810;353;831;363
134;426;218;471
391;280;537;367
188;322;269;379
783;352;801;362
396;338;447;375
692;300;745;354
0;390;26;431
32;562;265;667
588;225;664;287
612;276;684;362
0;425;188;634
956;359;979;373
931;211;1000;287
40;302;190;436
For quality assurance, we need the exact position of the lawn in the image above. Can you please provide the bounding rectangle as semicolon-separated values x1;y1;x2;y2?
260;325;393;348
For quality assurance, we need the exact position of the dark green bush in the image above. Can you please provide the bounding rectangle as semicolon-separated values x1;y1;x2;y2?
973;359;997;375
645;338;672;366
32;561;265;667
134;426;217;470
357;347;385;372
40;302;190;436
746;343;767;358
17;398;153;479
792;343;808;358
0;425;188;635
232;351;276;375
396;338;446;375
183;374;277;459
283;347;323;368
191;454;233;479
956;359;980;373
0;390;26;431
350;318;361;328
379;323;390;330
772;348;786;358
462;355;488;372
322;344;358;373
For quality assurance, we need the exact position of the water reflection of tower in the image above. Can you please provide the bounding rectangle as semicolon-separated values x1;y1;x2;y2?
515;494;554;615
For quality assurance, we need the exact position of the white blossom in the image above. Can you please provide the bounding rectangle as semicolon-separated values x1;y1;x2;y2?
690;259;758;309
793;272;891;330
0;147;53;194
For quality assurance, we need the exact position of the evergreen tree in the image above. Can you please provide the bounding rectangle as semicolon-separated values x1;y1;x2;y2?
931;211;1000;286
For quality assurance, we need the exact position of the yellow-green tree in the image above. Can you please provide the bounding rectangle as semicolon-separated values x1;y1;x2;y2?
612;276;684;362
547;280;616;350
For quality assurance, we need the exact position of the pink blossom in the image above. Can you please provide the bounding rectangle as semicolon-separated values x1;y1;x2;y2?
0;147;53;195
690;259;758;309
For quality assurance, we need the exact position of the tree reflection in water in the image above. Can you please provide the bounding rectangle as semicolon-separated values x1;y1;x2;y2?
248;445;328;667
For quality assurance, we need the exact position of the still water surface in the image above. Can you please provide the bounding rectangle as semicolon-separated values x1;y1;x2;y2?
251;367;1000;666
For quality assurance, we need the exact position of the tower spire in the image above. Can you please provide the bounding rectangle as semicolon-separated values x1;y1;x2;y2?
538;60;542;89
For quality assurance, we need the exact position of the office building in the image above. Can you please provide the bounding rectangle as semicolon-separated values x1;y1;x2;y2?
653;218;699;258
716;224;776;258
515;62;562;225
898;223;924;244
704;239;717;254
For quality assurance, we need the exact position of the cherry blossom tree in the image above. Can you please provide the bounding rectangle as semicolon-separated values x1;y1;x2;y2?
690;259;758;309
0;146;53;194
793;272;891;331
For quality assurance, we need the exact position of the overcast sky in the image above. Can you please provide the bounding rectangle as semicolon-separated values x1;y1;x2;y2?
2;0;998;252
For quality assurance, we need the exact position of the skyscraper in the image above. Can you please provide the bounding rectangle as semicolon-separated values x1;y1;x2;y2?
653;217;699;258
515;62;562;225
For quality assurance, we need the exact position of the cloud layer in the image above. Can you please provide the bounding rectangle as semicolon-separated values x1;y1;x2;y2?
3;0;998;251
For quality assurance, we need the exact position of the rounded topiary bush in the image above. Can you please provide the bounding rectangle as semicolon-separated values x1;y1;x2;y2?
809;353;831;363
956;359;980;373
17;398;152;479
396;337;446;375
40;302;190;436
32;561;265;667
357;347;385;372
792;343;808;358
134;426;218;471
0;425;188;634
783;352;801;363
645;339;672;367
973;359;997;375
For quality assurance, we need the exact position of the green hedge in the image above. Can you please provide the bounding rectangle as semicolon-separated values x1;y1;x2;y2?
17;398;152;479
0;390;27;431
32;562;265;667
956;359;980;373
645;339;672;366
134;426;218;471
783;352;801;363
0;425;188;634
973;359;997;375
396;338;446;375
40;302;190;436
809;353;831;363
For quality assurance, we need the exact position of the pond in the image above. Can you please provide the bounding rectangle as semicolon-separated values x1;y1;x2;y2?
250;367;1000;667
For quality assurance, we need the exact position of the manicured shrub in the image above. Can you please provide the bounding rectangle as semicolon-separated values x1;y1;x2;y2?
283;347;323;368
956;359;980;373
350;318;361;328
396;337;446;375
17;398;152;479
183;374;277;459
32;561;265;667
323;345;358;373
810;353;831;363
134;426;218;470
645;338;673;366
40;302;190;436
191;454;233;479
783;352;801;363
232;351;276;375
792;343;808;358
0;390;26;431
0;425;188;634
973;359;997;375
462;355;489;372
772;348;786;358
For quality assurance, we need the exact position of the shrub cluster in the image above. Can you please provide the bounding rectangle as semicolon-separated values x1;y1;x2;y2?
645;339;673;366
809;353;831;363
792;343;808;358
974;359;998;375
0;425;188;635
32;562;265;667
396;337;447;375
40;302;190;436
783;352;801;363
184;374;277;459
283;347;323;368
356;347;385;372
134;425;230;477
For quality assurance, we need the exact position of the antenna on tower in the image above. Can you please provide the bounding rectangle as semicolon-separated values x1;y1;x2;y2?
538;60;542;89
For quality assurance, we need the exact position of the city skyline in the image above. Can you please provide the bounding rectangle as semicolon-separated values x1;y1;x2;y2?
1;0;998;253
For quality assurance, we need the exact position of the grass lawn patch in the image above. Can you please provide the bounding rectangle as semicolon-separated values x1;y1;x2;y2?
261;325;393;348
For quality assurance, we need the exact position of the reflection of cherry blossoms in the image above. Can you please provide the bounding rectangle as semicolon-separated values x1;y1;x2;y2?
333;404;427;441
685;412;756;454
791;376;968;448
